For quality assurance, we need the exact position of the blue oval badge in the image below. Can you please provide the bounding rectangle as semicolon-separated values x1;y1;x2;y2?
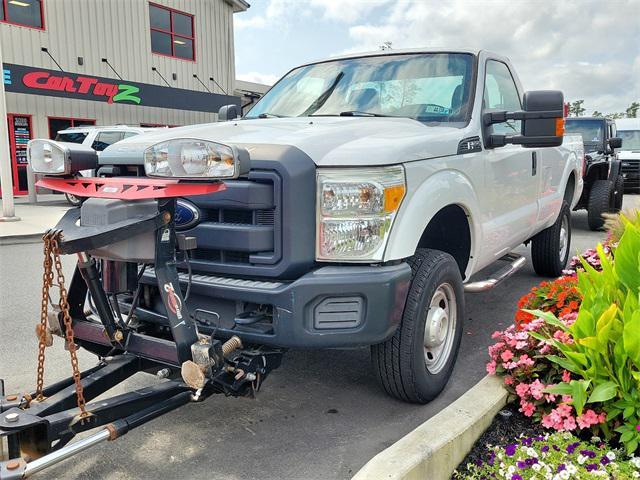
174;199;200;230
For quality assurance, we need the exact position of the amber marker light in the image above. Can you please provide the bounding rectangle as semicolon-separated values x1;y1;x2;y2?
555;118;565;137
384;184;406;213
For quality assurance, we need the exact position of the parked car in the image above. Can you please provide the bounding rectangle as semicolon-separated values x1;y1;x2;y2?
30;49;584;405
53;125;164;205
565;117;624;230
615;118;640;193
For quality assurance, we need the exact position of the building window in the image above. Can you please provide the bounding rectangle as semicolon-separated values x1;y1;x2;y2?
0;0;44;29
48;117;96;140
149;3;195;61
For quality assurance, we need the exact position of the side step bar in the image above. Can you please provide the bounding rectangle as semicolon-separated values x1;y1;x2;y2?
463;253;526;293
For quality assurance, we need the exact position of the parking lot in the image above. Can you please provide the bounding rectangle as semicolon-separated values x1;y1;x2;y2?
1;197;637;480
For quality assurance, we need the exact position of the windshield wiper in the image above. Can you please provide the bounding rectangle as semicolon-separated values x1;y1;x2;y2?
257;112;288;118
339;111;389;117
301;72;345;116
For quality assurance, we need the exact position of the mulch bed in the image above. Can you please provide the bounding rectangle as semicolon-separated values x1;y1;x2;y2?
452;403;545;478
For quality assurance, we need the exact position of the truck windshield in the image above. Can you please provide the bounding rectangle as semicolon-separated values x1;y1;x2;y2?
618;130;640;150
246;53;475;125
55;132;88;144
564;119;604;151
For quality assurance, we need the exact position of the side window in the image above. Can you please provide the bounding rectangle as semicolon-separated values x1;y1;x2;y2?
91;132;125;152
122;132;139;139
483;61;522;135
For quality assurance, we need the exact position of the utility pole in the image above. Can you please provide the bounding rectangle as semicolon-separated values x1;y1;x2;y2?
0;38;20;221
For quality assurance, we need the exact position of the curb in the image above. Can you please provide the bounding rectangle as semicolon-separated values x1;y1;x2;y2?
352;375;507;480
0;233;45;246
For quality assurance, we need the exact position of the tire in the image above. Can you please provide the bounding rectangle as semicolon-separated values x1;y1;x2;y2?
531;201;571;277
613;175;624;212
65;193;84;207
371;249;464;404
587;180;614;231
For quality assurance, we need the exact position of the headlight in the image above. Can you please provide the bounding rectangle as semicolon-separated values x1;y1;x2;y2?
317;166;406;261
144;139;247;179
28;139;98;176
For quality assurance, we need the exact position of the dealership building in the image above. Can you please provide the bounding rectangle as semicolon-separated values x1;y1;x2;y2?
0;0;265;196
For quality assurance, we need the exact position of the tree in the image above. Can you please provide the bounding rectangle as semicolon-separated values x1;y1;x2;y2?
379;41;393;51
569;99;585;117
592;111;603;117
625;101;639;118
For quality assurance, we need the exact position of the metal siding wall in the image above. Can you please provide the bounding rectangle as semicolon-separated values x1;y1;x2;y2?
1;0;235;128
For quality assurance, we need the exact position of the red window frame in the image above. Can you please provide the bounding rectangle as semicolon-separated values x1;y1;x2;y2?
149;2;195;62
0;0;45;30
47;116;96;139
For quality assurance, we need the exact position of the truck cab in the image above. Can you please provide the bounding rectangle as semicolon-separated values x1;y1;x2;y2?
565;117;624;229
616;118;640;193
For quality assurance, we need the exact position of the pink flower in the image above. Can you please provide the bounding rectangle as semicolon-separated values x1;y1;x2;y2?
515;382;530;398
563;416;577;431
544;393;557;403
517;354;535;368
576;410;602;430
520;401;536;417
486;360;497;375
557;403;573;417
503;361;518;370
515;341;528;350
501;350;514;362
529;380;545;400
504;376;514;385
562;370;571;383
561;395;573;405
491;330;502;339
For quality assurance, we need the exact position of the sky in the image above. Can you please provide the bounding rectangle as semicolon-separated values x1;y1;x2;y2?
234;0;640;115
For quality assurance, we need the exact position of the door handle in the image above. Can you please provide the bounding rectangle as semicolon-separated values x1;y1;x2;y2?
532;151;537;176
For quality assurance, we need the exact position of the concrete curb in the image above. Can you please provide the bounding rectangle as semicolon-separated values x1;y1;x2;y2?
352;375;507;480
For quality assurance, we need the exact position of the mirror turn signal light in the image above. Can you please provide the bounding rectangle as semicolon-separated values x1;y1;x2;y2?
555;118;565;137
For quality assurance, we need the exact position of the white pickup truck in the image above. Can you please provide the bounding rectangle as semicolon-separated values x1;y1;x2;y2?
40;49;584;404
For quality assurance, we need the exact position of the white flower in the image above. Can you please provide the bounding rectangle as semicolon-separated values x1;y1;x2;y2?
606;451;616;460
559;471;570;480
631;457;640;468
533;463;542;471
566;464;578;475
577;454;586;465
527;447;538;457
508;465;516;475
591;436;601;443
632;472;639;478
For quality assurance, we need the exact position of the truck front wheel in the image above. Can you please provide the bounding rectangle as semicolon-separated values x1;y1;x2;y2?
371;249;464;404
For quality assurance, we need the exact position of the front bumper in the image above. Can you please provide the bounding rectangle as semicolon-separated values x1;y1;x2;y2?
136;263;412;348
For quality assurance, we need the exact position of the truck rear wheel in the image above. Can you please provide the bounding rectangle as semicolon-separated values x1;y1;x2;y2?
531;201;571;277
371;249;464;404
587;180;614;230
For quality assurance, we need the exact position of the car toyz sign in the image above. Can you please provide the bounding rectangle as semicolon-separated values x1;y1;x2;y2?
2;63;239;113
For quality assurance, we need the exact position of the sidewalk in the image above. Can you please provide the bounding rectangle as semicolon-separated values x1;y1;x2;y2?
0;195;71;245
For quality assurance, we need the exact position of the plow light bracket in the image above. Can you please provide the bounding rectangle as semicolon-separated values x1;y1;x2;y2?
27;140;98;176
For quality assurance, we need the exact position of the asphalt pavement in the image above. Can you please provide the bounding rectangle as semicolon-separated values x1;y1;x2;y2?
1;198;635;480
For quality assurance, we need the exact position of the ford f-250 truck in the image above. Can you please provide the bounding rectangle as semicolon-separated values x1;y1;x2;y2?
26;49;584;408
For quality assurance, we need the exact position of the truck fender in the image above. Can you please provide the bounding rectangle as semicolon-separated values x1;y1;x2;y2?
384;169;481;279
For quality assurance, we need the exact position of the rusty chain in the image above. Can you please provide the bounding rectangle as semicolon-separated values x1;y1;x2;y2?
35;230;89;418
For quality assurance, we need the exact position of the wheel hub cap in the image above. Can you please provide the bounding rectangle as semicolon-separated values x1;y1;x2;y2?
423;283;457;375
559;216;569;262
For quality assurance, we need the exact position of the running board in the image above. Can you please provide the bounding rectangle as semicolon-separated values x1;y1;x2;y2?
463;253;526;293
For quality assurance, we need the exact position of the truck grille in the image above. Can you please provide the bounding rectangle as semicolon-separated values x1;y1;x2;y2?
621;159;640;191
183;169;282;274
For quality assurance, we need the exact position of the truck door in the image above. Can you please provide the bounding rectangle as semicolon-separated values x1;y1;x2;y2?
481;60;539;257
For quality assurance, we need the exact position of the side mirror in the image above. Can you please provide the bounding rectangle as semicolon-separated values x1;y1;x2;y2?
484;90;565;148
608;137;622;149
218;104;240;121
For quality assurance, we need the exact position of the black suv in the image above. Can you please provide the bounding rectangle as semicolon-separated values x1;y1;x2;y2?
565;117;624;230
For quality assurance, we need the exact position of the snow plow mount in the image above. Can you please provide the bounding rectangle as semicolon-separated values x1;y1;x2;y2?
0;181;284;478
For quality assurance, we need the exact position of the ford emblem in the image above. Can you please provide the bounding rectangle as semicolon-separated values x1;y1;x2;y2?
174;199;200;230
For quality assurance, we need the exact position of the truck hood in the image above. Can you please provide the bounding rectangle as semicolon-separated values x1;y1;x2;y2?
102;117;463;166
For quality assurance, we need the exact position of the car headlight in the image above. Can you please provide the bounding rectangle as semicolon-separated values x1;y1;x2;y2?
28;139;98;176
317;166;406;261
144;139;248;179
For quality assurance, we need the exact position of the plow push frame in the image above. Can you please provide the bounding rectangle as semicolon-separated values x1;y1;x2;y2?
0;176;284;479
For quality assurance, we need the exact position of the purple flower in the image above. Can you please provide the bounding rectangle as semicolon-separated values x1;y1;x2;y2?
517;461;527;469
636;425;640;431
600;456;611;466
586;463;598;472
505;443;518;456
525;458;539;466
580;449;596;458
557;464;566;472
511;475;523;480
487;451;496;466
541;445;549;453
521;437;533;446
535;435;544;441
566;442;580;454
